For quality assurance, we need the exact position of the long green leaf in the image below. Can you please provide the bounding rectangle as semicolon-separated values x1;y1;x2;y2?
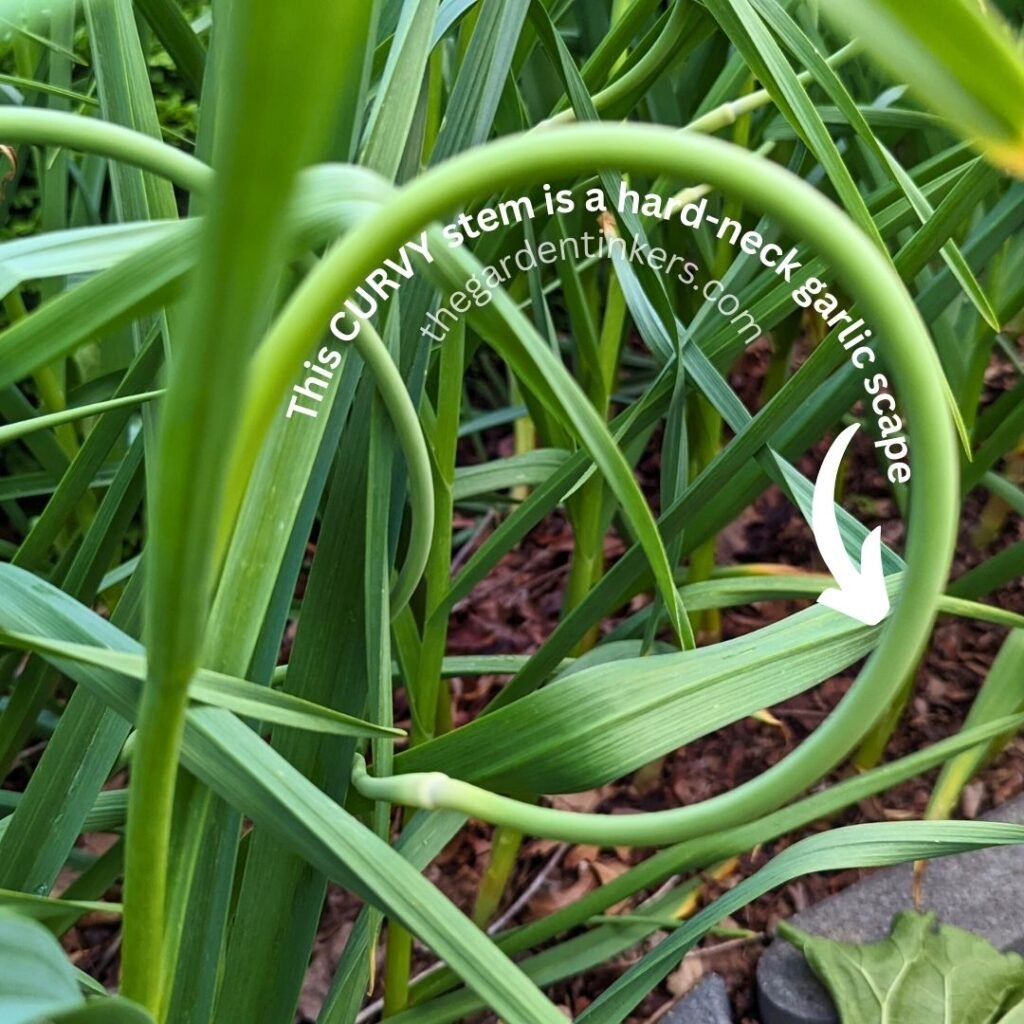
128;0;363;1009
0;630;403;739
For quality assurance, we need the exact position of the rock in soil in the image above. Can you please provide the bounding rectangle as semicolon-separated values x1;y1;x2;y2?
663;973;734;1023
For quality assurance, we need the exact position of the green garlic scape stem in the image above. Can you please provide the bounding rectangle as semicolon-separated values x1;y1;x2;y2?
347;319;434;616
411;712;1024;1000
354;699;997;847
360;709;1024;850
246;123;957;844
684;41;860;134
0;107;211;193
0;110;958;862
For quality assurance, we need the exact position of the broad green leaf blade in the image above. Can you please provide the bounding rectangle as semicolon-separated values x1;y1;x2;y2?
361;0;439;177
429;0;529;164
781;911;1024;1024
0;220;176;298
0;222;196;395
452;448;569;500
83;0;178;221
0;912;84;1023
52;999;156;1024
702;0;886;249
329;0;380;161
395;602;878;795
0;889;119;923
318;812;465;1024
134;0;205;97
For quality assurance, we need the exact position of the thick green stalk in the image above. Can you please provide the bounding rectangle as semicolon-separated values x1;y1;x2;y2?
852;666;917;769
249;123;958;851
511;376;536;503
473;825;526;926
562;264;616;652
123;673;190;1007
761;320;798;401
123;0;356;1009
367;386;396;1012
686;393;721;638
383;925;412;1017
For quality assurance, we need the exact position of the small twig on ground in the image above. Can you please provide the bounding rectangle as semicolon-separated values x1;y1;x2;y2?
688;933;763;958
488;842;569;934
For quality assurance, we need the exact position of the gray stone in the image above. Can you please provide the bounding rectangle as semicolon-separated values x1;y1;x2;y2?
663;973;733;1023
757;795;1024;1024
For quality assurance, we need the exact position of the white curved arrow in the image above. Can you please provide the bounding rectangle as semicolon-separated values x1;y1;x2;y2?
812;423;890;626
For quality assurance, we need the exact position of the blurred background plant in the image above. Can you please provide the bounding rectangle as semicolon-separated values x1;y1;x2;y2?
0;0;1023;1022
